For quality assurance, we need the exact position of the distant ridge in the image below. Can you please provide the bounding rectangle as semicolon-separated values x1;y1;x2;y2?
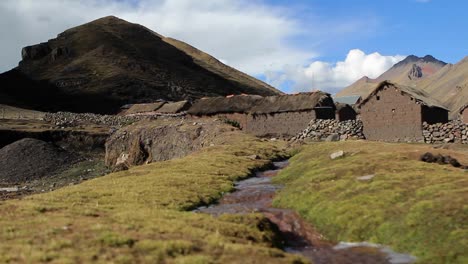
0;16;282;114
337;55;447;99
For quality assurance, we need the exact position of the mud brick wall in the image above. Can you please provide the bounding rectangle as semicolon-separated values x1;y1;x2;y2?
245;111;318;138
216;113;249;129
360;87;424;142
462;108;468;124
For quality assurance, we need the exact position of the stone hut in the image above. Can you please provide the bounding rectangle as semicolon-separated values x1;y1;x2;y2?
245;92;335;137
335;103;357;121
155;100;192;114
460;105;468;124
123;102;166;115
188;95;263;129
188;92;335;137
359;81;449;142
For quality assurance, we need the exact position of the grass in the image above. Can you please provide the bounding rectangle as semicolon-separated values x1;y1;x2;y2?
0;131;306;263
273;141;468;264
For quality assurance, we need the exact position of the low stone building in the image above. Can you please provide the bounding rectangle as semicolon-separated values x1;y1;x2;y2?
188;92;336;137
460;105;468;123
359;81;449;142
246;92;335;137
123;102;166;115
335;103;357;121
155;100;192;114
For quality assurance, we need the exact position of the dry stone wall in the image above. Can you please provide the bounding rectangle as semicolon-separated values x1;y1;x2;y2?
422;120;468;144
292;119;365;141
44;111;185;128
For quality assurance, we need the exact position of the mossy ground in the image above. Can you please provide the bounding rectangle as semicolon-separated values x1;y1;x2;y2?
0;132;306;263
273;141;468;264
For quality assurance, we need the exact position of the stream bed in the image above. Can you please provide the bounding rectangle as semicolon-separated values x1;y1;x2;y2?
195;160;416;264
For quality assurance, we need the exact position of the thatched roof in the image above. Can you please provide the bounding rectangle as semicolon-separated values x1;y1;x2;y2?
249;92;334;114
359;81;448;110
125;102;166;115
156;100;192;114
188;95;263;115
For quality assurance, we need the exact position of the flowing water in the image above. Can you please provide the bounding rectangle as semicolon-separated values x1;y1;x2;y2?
195;161;416;264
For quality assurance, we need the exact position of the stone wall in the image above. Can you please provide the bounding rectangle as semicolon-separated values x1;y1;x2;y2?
462;108;468;124
292;119;365;141
44;111;185;128
422;120;468;144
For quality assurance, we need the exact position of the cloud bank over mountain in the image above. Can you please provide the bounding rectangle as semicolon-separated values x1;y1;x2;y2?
266;49;405;94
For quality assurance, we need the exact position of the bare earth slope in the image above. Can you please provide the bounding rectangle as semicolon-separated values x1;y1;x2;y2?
0;16;281;114
414;56;468;118
337;55;447;98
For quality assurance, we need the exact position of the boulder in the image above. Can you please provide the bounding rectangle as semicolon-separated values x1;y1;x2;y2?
325;134;340;142
330;150;345;160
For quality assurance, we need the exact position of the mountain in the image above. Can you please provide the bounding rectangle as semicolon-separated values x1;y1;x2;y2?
414;56;468;118
0;16;281;114
336;55;447;98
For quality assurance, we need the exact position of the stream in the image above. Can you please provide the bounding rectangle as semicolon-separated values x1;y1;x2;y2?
195;160;416;264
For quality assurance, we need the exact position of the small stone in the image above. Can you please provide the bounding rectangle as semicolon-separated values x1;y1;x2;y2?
248;154;260;160
330;150;345;160
356;174;375;181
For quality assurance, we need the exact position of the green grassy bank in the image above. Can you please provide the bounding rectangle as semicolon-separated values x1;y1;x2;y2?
273;141;468;264
0;132;305;263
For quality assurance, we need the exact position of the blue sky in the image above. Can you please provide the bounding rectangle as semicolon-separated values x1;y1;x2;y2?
0;0;466;94
283;0;467;64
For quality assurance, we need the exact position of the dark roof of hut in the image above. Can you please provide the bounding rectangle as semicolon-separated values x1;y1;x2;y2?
249;92;333;114
125;102;166;115
335;102;353;111
359;81;448;110
188;95;263;115
156;100;192;114
333;95;362;105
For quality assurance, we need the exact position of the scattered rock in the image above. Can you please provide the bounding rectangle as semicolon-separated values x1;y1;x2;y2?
0;187;19;192
356;174;375;181
0;138;81;184
330;150;345;160
420;152;466;169
248;154;260;160
326;133;340;142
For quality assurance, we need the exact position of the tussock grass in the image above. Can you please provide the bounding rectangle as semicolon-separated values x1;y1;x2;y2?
273;141;468;264
0;132;305;263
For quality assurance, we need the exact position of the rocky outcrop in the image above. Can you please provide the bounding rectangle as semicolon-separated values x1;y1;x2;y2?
292;119;365;141
105;119;237;169
422;120;468;144
408;64;423;79
21;43;51;60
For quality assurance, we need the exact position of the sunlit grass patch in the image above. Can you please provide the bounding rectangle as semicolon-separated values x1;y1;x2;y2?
273;141;468;264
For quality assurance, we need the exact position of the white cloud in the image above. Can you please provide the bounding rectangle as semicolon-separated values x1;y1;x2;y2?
266;49;405;94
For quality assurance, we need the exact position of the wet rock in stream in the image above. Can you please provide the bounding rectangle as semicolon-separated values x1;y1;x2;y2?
195;160;416;264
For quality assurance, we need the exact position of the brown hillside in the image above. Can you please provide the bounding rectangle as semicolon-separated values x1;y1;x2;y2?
0;16;281;114
414;56;468;118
